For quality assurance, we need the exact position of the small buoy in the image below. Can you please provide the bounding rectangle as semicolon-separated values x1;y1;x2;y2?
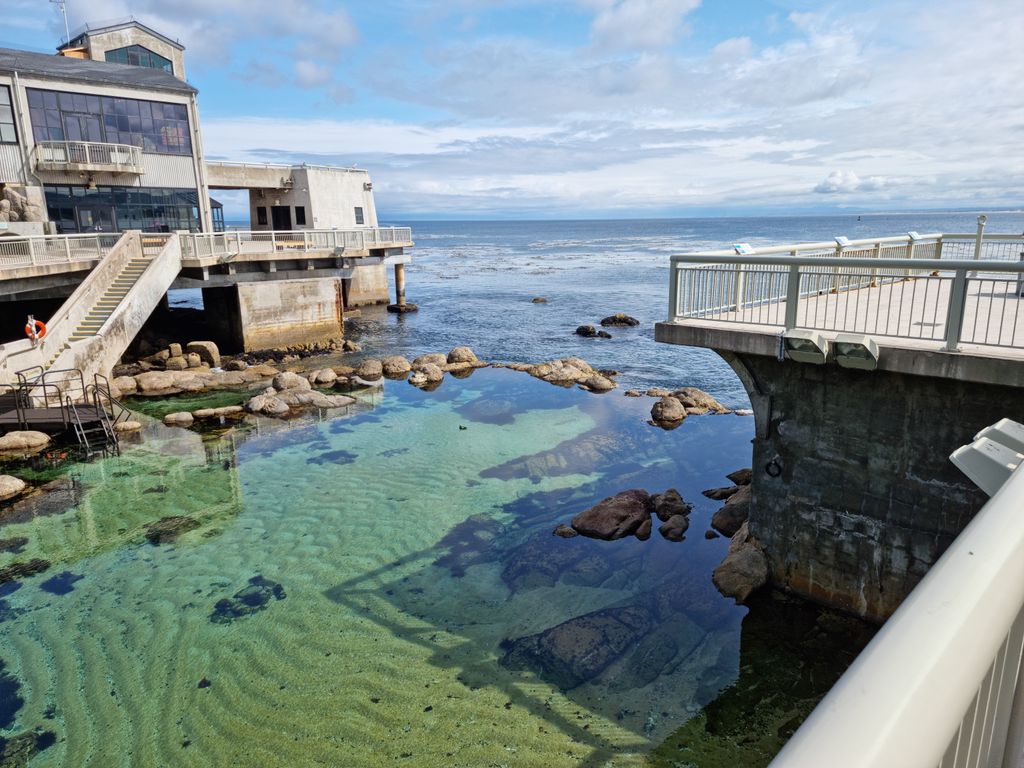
24;319;46;339
458;425;467;431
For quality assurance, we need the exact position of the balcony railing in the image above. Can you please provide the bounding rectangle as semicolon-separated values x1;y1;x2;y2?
667;232;1024;351
178;227;414;261
0;232;122;269
33;140;144;174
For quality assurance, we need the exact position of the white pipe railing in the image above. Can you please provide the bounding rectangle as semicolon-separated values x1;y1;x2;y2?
178;227;413;260
770;448;1024;768
669;252;1024;351
33;140;143;172
0;232;120;269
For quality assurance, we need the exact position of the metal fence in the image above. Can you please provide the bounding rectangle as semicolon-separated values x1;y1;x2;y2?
769;433;1024;768
669;232;1024;351
0;233;121;269
178;227;413;261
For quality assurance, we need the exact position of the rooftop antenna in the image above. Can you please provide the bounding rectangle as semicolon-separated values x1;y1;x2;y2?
50;0;70;44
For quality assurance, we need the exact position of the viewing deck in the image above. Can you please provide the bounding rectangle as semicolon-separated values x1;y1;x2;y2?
656;231;1024;386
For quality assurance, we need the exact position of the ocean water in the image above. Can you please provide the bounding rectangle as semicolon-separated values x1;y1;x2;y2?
209;211;1024;407
1;369;872;767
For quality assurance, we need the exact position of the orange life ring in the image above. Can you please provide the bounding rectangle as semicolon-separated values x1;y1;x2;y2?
25;319;46;339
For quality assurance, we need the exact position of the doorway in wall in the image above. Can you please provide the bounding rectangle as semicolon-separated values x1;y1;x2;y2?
271;205;292;230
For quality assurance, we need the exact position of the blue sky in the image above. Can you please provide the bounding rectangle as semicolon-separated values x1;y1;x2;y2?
4;0;1023;220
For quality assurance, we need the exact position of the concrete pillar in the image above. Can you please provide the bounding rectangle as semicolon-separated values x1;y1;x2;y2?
233;278;343;351
394;263;406;306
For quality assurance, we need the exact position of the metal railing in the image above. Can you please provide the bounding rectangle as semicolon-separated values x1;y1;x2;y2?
668;234;1024;351
33;140;144;173
0;232;121;269
178;227;413;261
770;437;1024;768
205;160;367;174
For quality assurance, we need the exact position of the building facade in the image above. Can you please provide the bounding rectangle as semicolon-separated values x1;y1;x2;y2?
0;20;211;235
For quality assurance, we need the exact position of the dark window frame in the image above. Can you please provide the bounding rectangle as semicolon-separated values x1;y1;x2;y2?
354;206;364;225
105;44;173;74
256;206;268;226
294;206;306;226
0;86;18;145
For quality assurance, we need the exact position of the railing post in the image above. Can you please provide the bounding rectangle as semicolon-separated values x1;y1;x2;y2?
732;264;745;311
832;243;843;292
303;231;309;252
668;262;680;320
27;237;36;266
784;263;801;329
271;231;277;251
64;236;71;263
870;241;881;286
905;239;916;277
974;214;987;260
944;268;969;351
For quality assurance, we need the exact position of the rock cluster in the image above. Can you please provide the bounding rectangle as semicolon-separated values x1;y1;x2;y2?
703;467;753;537
564;487;692;543
649;387;731;429
498;357;616;393
210;575;286;624
144;515;201;545
575;325;611;339
244;373;356;417
600;313;640;327
0;558;50;585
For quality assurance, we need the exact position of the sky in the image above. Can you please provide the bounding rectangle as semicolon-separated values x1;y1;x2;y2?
3;0;1023;220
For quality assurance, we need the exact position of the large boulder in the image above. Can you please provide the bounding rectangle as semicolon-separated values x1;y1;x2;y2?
276;390;355;409
0;431;50;453
0;475;27;502
651;396;686;427
164;356;188;371
355;359;383;381
412;353;447;369
134;371;179;394
727;467;753;486
408;363;444;388
571;489;652;541
113;420;142;433
245;393;290;416
712;522;769;603
163;412;194;427
599;313;640;327
711;484;751;537
582;375;615;392
308;368;338;386
651;488;692;521
382;356;412;378
672;387;729;415
447;347;478;364
186;341;221;368
272;371;311;392
659;514;690;542
224;359;248;372
113;376;137;395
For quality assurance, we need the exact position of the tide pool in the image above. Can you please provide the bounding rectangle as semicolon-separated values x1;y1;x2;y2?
0;369;872;767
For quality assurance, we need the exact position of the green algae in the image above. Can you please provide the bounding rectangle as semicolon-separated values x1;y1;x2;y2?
646;591;877;768
124;388;254;420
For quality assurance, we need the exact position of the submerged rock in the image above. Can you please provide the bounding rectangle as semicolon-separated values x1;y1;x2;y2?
144;516;200;545
0;559;50;585
600;313;640;327
713;522;769;603
531;297;548;303
659;514;690;542
162;412;193;427
552;524;578;539
673;387;730;415
575;325;611;339
210;575;286;624
571;489;652;541
244;393;291;416
0;728;57;765
500;604;656;689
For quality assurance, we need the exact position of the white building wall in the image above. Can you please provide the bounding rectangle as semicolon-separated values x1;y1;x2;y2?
0;146;23;184
247;167;378;231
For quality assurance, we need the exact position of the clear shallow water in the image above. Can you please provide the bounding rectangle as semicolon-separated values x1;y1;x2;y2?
0;369;871;766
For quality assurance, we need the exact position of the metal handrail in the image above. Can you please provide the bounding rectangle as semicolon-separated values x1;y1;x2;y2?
770;459;1024;768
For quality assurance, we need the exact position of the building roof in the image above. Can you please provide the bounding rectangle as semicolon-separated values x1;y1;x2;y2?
0;47;196;95
61;19;185;52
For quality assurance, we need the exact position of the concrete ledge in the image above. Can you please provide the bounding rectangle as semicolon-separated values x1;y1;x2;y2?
655;320;1024;388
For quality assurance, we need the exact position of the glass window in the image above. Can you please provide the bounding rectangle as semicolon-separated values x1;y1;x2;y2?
354;207;364;225
104;45;173;74
26;88;192;155
256;206;268;226
0;87;17;145
294;206;306;226
44;184;202;233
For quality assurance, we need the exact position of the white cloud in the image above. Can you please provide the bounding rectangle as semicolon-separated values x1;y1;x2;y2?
586;0;702;50
814;171;887;194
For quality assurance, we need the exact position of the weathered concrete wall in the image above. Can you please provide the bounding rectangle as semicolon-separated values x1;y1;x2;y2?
734;352;1024;622
345;263;389;307
76;26;186;80
234;278;343;350
240;166;376;231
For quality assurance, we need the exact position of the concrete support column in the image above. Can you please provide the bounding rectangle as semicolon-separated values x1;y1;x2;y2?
394;263;406;306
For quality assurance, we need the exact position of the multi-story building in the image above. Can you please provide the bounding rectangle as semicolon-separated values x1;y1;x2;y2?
0;20;213;235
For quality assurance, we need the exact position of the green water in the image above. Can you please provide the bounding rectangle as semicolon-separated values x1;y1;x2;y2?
0;369;873;766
